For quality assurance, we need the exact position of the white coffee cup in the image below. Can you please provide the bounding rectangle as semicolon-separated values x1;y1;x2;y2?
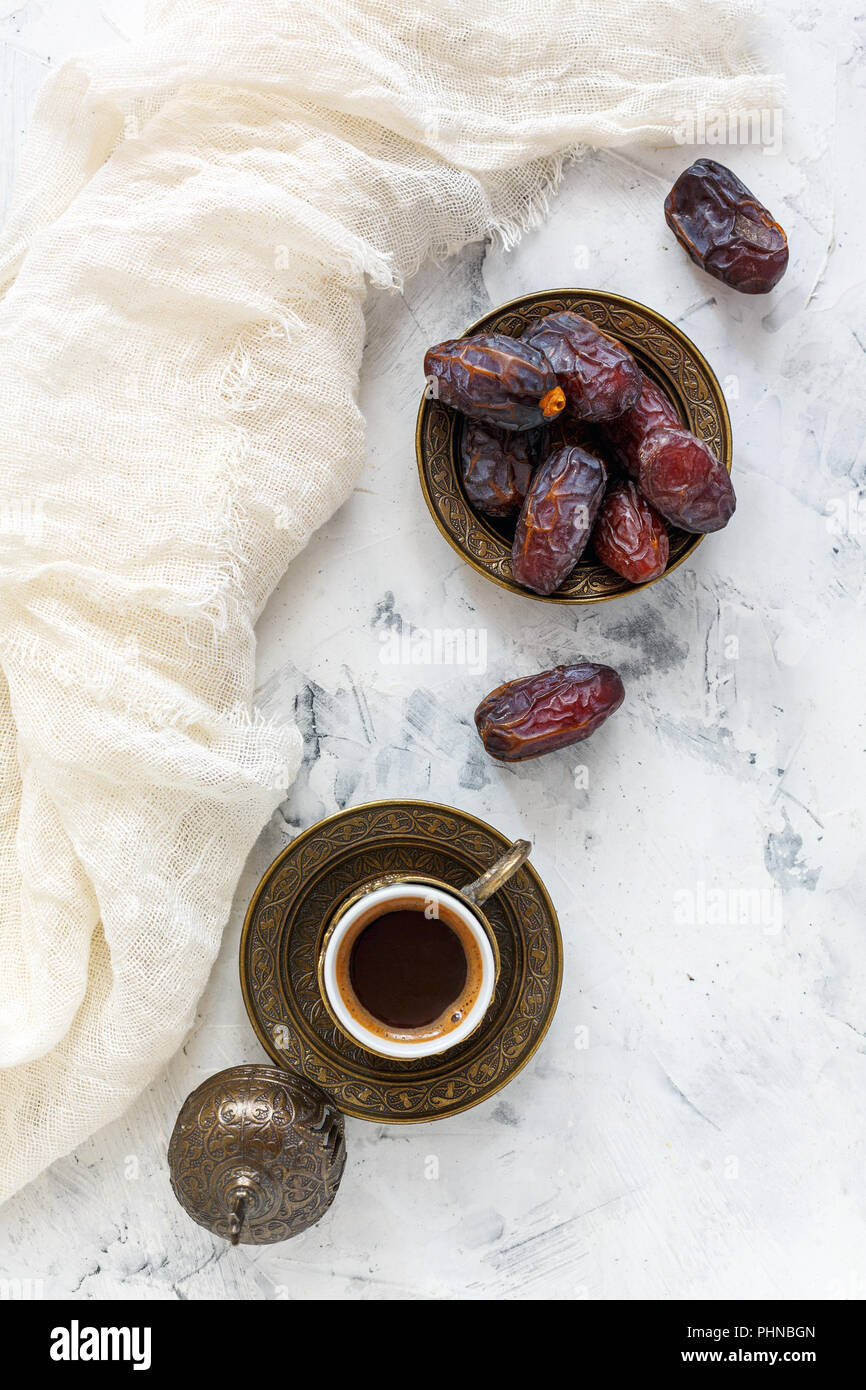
318;840;530;1060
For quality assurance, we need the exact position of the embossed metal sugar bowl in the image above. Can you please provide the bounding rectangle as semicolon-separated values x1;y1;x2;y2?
168;1064;346;1245
415;288;733;604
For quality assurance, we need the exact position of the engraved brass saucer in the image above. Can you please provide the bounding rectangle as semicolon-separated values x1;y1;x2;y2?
415;287;733;603
239;800;562;1123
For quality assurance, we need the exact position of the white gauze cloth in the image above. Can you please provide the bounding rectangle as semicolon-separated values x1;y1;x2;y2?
0;0;780;1201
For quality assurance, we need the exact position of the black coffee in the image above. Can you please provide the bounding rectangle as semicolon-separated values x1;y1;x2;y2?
349;910;468;1028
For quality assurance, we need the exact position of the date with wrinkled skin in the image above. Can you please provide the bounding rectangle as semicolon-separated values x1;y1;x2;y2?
424;333;565;431
637;426;736;533
593;480;669;583
665;159;789;294
475;662;625;762
600;370;680;477
460;420;538;515
512;445;607;595
523;312;641;422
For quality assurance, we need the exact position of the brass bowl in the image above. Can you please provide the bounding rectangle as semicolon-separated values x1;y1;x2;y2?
415;287;733;604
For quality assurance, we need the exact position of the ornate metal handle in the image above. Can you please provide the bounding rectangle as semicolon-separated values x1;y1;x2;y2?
462;839;531;906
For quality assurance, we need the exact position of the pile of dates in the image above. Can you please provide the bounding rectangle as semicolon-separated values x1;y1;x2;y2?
424;311;735;598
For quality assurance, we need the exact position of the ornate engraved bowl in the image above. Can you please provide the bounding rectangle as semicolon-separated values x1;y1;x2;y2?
415;288;733;603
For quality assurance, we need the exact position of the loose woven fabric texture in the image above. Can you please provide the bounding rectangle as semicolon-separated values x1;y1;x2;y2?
0;0;780;1201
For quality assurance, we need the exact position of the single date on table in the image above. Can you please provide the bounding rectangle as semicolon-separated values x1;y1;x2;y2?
664;158;789;294
475;662;625;762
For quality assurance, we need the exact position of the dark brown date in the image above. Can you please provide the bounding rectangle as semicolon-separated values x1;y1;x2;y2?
460;420;537;515
664;159;788;294
592;480;669;583
637;426;736;533
600;370;680;477
512;445;607;595
475;662;625;762
523;312;641;422
424;333;565;430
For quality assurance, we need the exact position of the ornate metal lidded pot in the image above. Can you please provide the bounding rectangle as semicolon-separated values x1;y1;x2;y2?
167;1064;346;1245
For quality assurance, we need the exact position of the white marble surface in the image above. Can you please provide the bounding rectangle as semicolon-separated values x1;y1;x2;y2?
1;0;865;1301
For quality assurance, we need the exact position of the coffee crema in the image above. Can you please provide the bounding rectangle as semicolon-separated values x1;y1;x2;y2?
333;894;486;1043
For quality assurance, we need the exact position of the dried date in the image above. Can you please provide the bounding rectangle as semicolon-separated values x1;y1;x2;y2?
600;370;680;477
512;445;607;595
475;662;625;762
424;333;565;430
637;426;736;533
592;481;669;583
523;312;641;422
664;159;788;294
460;420;538;515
